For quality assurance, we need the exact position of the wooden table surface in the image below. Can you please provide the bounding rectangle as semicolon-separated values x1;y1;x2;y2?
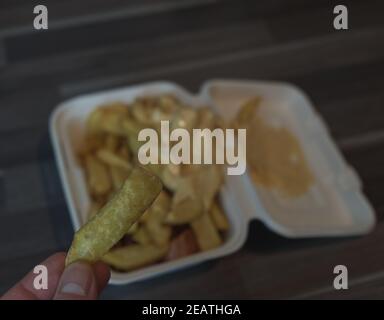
0;0;383;299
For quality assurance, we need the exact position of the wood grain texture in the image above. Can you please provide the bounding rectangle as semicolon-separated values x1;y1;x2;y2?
0;0;219;38
0;0;383;299
0;40;6;68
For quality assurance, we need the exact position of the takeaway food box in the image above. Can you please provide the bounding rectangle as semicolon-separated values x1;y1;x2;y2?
50;79;375;284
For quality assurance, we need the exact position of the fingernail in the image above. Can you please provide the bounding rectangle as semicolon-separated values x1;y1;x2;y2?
58;262;93;297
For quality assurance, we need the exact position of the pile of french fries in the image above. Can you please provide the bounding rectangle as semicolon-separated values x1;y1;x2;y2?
78;95;230;271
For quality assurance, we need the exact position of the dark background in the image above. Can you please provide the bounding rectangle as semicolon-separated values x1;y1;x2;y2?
0;0;383;299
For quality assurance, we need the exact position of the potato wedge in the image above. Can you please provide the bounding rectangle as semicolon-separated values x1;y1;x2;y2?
118;145;131;161
197;107;216;130
143;191;172;246
88;200;103;220
209;202;229;231
105;134;120;152
96;148;131;171
102;102;129;115
132;226;152;245
160;164;181;191
165;198;203;225
102;244;168;271
194;165;223;211
126;221;139;235
109;166;130;190
85;155;112;196
191;212;221;251
145;221;171;247
100;112;126;135
170;107;198;131
86;109;104;134
78;134;105;158
233;96;261;127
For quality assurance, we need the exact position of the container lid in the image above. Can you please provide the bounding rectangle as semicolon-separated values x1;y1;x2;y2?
200;79;376;237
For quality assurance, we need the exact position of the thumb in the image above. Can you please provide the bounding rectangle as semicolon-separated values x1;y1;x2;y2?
54;262;99;300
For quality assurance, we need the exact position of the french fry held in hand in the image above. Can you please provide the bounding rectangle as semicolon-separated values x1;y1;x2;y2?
65;166;162;266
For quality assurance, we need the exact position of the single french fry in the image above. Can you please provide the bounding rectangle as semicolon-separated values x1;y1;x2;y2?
190;212;221;251
102;244;168;271
171;175;195;206
131;99;156;125
138;192;169;234
126;221;139;235
160;164;181;191
109;166;129;190
86;109;105;134
165;198;203;225
145;219;171;247
122;118;147;136
170;107;198;131
85;155;112;196
88;201;103;220
87;107;127;136
197;107;216;129
96;148;131;171
100;112;126;135
150;191;171;220
132;226;152;245
233;96;261;127
178;165;223;211
78;134;105;158
144;163;163;179
139;209;150;223
195;165;223;211
65;166;162;266
102;102;129;115
127;134;144;156
118;145;131;161
165;165;221;225
158;95;181;113
209;202;229;231
105;134;120;152
143;191;172;246
91;194;108;208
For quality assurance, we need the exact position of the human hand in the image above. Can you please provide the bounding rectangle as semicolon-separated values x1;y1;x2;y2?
1;252;110;300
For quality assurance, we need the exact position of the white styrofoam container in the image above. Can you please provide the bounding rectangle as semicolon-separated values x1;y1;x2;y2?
50;80;376;285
